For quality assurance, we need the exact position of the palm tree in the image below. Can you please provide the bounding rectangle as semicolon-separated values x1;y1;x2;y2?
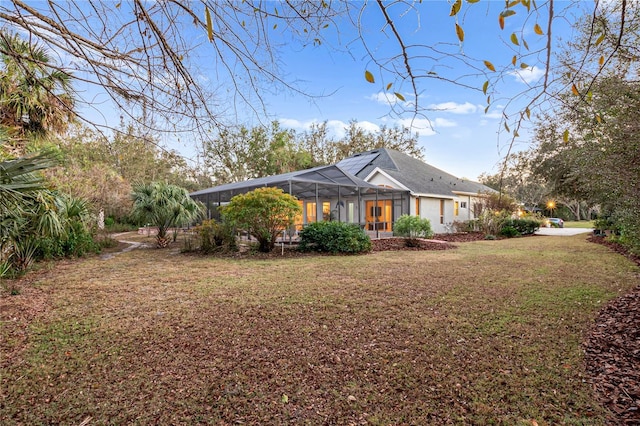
0;151;62;275
131;182;204;248
0;30;75;153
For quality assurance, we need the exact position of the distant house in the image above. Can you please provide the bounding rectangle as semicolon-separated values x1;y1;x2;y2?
190;148;494;236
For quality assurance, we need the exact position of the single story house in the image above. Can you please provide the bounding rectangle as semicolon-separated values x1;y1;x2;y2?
190;148;494;236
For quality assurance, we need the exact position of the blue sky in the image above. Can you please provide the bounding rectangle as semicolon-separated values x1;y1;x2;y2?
52;1;589;181
230;0;588;180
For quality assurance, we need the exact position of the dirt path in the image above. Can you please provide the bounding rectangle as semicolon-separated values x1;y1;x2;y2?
99;232;152;260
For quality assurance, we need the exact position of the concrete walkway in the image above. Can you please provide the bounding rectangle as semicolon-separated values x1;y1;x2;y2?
535;227;593;236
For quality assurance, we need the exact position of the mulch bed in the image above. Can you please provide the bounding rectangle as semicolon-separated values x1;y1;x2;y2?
369;232;486;251
584;236;640;424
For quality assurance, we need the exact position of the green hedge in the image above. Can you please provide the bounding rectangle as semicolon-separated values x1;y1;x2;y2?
298;222;372;254
500;218;541;237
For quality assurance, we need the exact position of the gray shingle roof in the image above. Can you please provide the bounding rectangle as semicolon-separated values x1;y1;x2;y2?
340;148;494;197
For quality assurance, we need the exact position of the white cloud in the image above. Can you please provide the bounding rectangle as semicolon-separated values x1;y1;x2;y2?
427;101;477;114
510;66;545;84
434;117;457;128
367;91;400;106
279;118;380;139
397;117;457;130
279;118;309;130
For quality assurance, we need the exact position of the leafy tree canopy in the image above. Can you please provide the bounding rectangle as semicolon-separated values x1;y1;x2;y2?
219;187;302;253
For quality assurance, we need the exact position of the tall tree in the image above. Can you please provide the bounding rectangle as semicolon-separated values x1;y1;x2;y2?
532;76;640;250
1;1;633;144
0;31;74;155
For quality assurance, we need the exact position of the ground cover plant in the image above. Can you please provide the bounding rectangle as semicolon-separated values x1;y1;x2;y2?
1;234;639;425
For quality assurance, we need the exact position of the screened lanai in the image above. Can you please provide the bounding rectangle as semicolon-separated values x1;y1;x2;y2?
190;164;410;237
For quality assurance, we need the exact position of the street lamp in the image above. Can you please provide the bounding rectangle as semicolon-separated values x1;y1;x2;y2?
546;200;556;216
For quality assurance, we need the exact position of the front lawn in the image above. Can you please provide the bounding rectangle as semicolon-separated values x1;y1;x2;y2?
1;235;637;425
564;220;595;229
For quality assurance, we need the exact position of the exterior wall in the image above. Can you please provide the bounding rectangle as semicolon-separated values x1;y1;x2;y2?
366;173;399;189
409;195;449;234
452;194;473;222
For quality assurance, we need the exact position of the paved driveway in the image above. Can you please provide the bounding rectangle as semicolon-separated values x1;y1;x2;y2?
535;227;593;236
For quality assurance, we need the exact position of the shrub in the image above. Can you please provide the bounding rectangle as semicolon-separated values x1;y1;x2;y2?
196;219;237;253
220;187;301;253
393;214;434;239
500;225;519;238
298;221;371;254
477;210;511;236
37;224;100;259
502;218;541;236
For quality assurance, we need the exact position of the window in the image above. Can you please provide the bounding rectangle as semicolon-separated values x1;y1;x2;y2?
460;201;467;209
366;200;392;231
347;202;355;223
306;202;317;223
415;198;420;216
454;201;459;216
322;202;331;221
439;200;445;224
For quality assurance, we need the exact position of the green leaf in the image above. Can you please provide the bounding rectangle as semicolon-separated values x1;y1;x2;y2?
450;0;462;16
273;24;277;30
282;394;289;403
595;33;605;46
394;92;406;102
364;70;375;84
482;80;489;95
520;62;529;69
205;8;214;42
500;10;516;18
587;91;593;102
510;33;519;46
562;129;569;143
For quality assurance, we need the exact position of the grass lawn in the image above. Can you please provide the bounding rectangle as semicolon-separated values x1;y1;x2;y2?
1;234;638;425
564;220;595;229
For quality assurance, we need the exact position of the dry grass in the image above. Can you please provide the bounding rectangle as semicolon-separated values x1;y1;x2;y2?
1;234;638;425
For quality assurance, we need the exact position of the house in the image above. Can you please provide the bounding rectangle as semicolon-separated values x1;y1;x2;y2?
190;148;494;236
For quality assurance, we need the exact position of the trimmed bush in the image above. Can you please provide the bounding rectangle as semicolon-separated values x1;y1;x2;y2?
502;218;541;236
500;225;519;238
393;214;434;239
298;221;371;254
219;187;301;253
